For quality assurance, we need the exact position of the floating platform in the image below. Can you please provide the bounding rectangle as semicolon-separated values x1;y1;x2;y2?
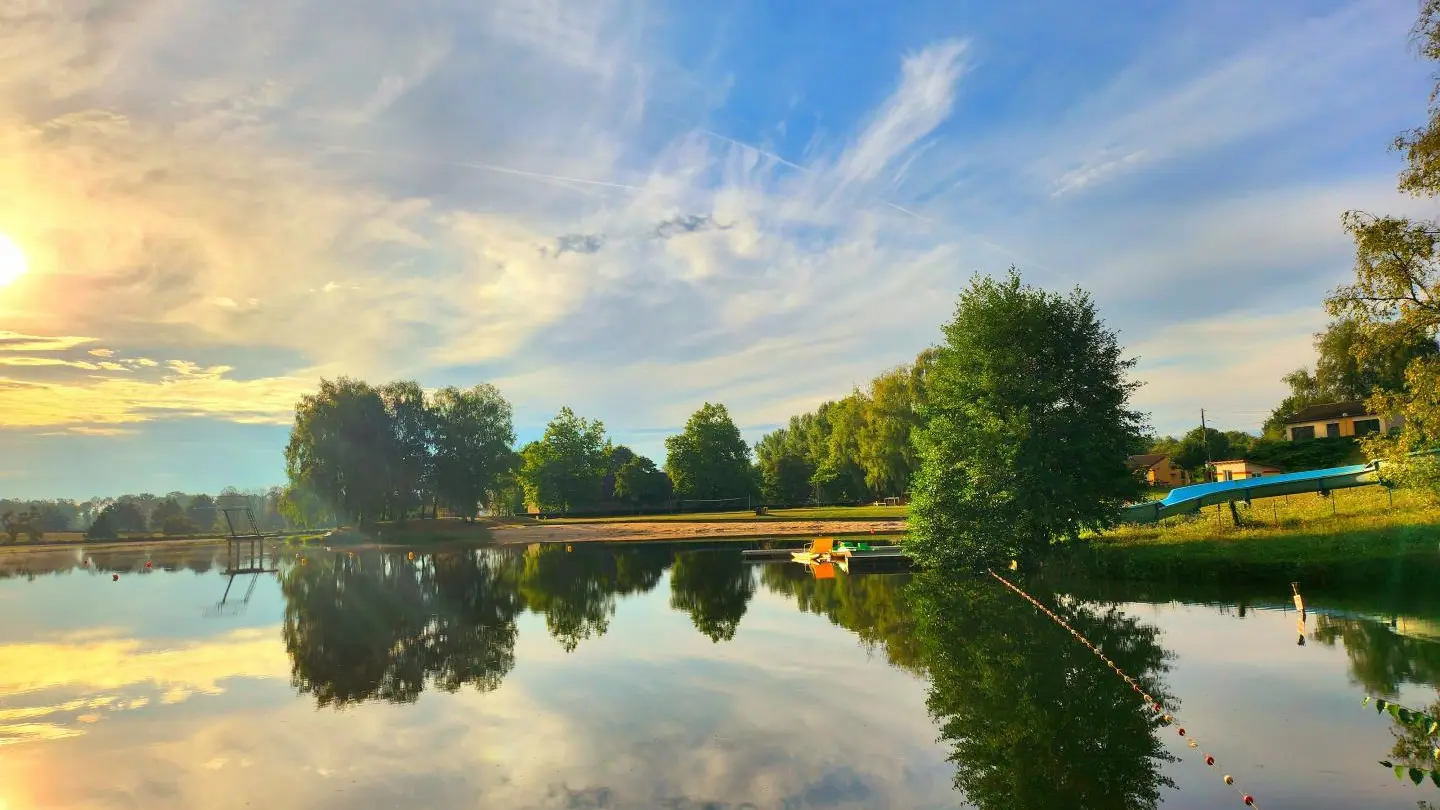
740;545;908;562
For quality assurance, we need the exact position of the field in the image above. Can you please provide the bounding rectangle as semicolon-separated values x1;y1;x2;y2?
1072;485;1440;583
539;505;909;524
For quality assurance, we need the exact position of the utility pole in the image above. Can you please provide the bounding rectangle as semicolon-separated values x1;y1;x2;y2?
1201;408;1212;482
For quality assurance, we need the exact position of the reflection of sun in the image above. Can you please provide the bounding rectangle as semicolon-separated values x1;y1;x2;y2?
0;233;27;287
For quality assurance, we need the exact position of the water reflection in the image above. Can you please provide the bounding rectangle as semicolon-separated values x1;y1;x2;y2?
3;542;1440;809
669;550;755;642
1312;615;1440;696
909;573;1179;810
760;563;922;673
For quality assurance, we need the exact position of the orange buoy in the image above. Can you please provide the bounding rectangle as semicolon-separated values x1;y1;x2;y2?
112;574;119;582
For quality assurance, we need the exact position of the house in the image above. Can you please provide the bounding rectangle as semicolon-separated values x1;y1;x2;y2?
1126;454;1190;487
1283;400;1399;442
1210;459;1284;482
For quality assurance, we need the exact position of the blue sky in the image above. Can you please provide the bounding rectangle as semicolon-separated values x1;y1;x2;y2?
1;0;1436;500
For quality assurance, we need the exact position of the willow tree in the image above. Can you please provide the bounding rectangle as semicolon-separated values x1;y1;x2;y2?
906;270;1144;569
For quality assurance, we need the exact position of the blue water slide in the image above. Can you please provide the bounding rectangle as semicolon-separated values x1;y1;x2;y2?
1117;461;1384;524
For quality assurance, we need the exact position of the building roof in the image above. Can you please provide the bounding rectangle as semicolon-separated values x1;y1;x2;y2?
1211;458;1285;470
1126;453;1168;470
1283;400;1374;425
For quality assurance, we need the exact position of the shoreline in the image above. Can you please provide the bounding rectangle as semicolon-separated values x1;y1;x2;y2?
486;519;906;545
0;519;905;556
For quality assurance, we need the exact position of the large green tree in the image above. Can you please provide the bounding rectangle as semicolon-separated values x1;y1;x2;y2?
285;378;394;526
612;454;672;505
518;407;610;513
431;384;516;520
664;402;755;501
378;380;435;522
1325;2;1440;490
906;270;1145;569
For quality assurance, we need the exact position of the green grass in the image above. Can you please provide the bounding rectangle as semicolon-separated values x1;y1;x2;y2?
538;505;909;524
1062;485;1440;584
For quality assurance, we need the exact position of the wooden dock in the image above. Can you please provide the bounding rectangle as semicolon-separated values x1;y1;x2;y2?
740;545;908;562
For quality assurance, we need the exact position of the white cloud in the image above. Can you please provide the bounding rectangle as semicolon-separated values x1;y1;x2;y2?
0;0;1430;468
1129;308;1330;435
1035;0;1418;197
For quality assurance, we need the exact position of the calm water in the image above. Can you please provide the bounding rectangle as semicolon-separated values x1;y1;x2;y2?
1;541;1438;810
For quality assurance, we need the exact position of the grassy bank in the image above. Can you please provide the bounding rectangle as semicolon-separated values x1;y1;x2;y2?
1067;486;1440;584
540;505;908;524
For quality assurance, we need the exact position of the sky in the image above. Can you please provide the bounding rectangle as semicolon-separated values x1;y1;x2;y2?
2;0;1438;500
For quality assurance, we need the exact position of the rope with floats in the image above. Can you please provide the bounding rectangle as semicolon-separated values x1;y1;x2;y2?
988;568;1262;808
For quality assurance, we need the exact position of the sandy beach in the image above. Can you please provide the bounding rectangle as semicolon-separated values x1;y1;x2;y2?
487;519;906;545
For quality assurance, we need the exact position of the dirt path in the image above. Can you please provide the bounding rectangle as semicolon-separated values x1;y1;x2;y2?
488;519;906;545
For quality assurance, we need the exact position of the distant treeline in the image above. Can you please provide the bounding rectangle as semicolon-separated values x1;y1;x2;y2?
0;487;296;543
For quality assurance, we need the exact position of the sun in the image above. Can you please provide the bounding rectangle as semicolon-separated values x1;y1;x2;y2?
0;233;28;287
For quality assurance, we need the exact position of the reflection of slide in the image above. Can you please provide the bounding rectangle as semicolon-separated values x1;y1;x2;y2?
1117;460;1386;525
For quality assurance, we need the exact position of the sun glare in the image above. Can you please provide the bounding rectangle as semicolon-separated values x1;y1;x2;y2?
0;233;28;288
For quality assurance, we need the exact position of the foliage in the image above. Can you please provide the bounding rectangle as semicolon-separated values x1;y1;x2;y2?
754;349;934;504
1243;436;1363;472
906;270;1145;569
285;377;395;526
1365;696;1440;789
1169;427;1230;472
518;407;610;513
0;509;42;543
664;402;755;501
378;380;435;522
612;454;672;505
600;445;636;502
92;501;146;536
1323;3;1440;492
278;484;335;530
187;494;218;531
431;384;517;520
760;564;923;673
161;515;199;536
1263;319;1438;438
909;572;1177;810
150;498;186;530
668;550;755;642
283;377;516;526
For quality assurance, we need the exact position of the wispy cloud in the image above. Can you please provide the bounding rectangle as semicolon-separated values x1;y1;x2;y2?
0;0;1430;492
0;347;309;428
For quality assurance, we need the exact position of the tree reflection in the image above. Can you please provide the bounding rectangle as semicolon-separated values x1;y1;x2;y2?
909;573;1178;810
282;551;436;706
1311;615;1440;696
669;550;755;642
281;544;679;706
759;564;923;673
517;544;670;652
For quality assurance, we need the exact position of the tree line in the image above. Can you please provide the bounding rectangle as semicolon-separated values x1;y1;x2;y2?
282;378;760;525
0;487;296;543
752;349;935;505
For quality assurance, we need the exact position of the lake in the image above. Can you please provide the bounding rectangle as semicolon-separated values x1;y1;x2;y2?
1;540;1437;809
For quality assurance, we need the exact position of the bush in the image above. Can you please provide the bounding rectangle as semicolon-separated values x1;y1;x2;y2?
1246;436;1364;472
87;512;118;539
